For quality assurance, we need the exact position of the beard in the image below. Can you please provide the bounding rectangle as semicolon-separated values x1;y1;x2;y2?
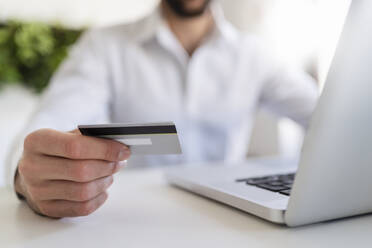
165;0;212;18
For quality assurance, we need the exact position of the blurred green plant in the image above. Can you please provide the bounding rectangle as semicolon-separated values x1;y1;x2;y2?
0;21;83;93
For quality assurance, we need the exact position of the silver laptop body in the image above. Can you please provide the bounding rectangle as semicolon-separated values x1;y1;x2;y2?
165;0;372;227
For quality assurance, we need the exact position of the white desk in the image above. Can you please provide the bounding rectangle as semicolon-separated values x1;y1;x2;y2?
1;167;372;248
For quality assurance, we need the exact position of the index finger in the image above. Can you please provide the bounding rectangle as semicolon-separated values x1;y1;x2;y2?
27;129;130;161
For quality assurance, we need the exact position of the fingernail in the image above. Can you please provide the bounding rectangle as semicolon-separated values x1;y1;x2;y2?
117;149;130;161
118;160;127;167
112;160;127;173
116;160;127;171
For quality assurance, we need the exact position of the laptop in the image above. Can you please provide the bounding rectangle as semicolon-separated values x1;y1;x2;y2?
165;0;372;227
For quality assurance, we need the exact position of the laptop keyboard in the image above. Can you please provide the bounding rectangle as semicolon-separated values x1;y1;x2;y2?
236;173;295;196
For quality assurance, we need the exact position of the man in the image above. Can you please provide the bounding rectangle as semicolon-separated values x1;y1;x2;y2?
8;0;318;218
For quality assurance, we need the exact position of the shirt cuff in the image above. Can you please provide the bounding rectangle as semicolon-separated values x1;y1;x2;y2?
5;138;24;191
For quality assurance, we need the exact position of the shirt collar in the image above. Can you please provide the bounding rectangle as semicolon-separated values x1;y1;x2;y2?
138;2;239;46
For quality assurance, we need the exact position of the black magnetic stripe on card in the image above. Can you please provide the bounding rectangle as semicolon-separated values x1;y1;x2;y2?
79;125;177;136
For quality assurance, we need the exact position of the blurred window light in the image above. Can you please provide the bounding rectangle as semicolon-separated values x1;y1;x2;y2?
223;0;351;92
260;0;351;92
315;0;351;91
268;0;351;92
259;0;320;69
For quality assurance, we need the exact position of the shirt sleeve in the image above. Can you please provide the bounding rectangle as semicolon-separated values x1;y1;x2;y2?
5;29;112;188
259;67;319;128
255;40;319;128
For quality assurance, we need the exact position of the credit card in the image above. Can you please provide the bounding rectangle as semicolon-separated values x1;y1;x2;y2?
78;122;182;155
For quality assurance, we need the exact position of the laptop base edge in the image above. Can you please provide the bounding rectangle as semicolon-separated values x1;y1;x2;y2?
165;173;287;225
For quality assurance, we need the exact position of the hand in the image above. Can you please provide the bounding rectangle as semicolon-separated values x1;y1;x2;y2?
15;128;130;218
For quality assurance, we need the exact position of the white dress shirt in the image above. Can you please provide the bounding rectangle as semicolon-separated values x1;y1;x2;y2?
6;5;318;187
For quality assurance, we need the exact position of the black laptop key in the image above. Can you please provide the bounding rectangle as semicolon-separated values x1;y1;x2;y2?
279;189;291;196
282;179;294;185
236;173;295;194
245;177;273;185
279;174;295;180
235;178;250;183
267;181;285;187
256;183;290;192
282;184;293;189
237;176;277;185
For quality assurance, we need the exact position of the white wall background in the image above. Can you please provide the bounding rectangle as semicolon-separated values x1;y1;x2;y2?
0;0;350;187
0;0;159;28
